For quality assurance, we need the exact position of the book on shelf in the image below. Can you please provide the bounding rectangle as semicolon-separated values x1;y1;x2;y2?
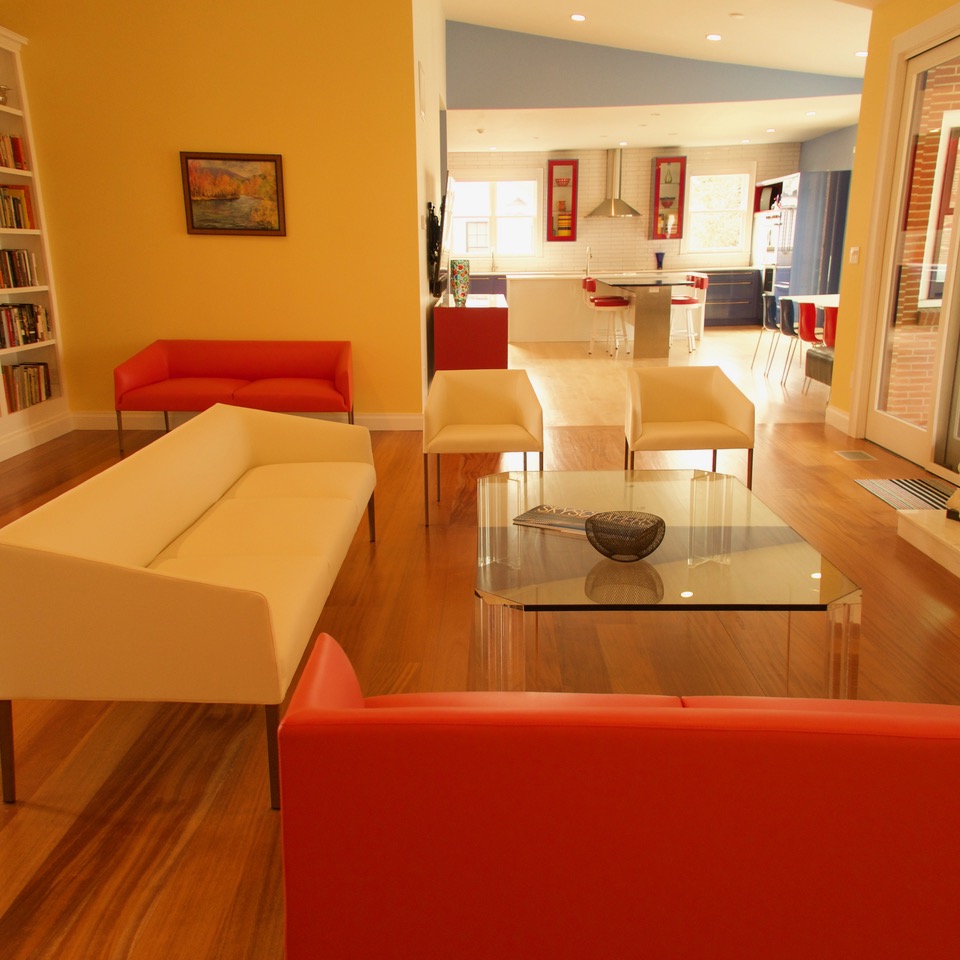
0;134;27;172
513;503;599;537
0;247;39;288
1;360;50;411
0;184;35;229
0;303;51;349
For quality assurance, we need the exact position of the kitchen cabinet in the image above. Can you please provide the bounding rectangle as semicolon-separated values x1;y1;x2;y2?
652;156;685;240
468;274;507;295
704;270;762;326
547;160;578;242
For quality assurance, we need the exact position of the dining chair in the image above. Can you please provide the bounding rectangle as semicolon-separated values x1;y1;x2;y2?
751;292;780;371
767;297;798;382
803;305;838;394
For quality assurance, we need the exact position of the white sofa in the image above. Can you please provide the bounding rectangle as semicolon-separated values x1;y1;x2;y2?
0;403;376;808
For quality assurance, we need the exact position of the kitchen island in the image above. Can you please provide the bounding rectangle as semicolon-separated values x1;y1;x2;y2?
506;272;691;359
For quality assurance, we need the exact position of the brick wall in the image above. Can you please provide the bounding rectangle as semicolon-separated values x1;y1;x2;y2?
885;60;960;425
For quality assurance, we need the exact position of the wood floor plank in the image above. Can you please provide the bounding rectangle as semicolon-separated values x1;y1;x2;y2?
1;330;959;956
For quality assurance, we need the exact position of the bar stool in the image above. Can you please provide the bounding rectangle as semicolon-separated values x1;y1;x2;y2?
670;273;708;353
583;278;633;356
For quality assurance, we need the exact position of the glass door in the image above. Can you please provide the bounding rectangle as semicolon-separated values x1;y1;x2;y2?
866;37;960;476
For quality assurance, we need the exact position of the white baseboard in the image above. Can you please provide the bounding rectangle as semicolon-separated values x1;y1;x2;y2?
0;406;73;461
71;410;425;432
824;402;852;436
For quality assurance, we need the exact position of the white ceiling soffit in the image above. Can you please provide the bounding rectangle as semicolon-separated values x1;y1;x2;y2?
447;96;863;152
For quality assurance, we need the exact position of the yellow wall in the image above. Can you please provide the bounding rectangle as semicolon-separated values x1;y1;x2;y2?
833;0;959;416
0;0;426;418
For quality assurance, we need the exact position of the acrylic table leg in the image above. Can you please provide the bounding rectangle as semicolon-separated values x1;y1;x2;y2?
474;595;526;690
825;590;862;699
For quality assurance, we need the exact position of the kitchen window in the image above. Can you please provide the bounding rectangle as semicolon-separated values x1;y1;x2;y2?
449;170;542;259
681;160;756;258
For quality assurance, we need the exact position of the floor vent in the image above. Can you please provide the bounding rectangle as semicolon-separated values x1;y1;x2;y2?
835;450;876;461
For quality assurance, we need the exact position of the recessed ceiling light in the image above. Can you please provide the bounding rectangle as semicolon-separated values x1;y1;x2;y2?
767;128;776;133
855;50;868;58
741;139;750;144
619;140;628;146
570;13;586;22
806;111;816;116
706;33;722;42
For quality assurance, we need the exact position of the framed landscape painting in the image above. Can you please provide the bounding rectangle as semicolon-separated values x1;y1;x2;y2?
180;152;286;236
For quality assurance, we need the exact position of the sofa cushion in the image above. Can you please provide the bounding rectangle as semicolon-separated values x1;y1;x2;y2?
224;462;375;511
151;497;361;562
117;377;249;411
232;378;348;412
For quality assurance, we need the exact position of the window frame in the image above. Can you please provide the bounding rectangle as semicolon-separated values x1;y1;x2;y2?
679;159;757;262
448;167;544;261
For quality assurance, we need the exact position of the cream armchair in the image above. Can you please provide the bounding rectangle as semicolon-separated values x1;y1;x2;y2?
423;369;544;525
624;366;755;487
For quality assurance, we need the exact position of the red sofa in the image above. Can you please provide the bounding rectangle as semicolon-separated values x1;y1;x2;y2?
279;634;960;960
114;339;353;452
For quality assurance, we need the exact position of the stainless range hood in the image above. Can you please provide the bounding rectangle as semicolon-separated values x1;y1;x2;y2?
587;149;642;219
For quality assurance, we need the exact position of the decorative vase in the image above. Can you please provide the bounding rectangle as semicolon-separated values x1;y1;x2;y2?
450;259;470;306
655;251;665;270
0;86;9;106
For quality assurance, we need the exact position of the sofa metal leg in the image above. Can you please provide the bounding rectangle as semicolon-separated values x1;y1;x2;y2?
163;412;171;433
116;411;125;456
746;448;754;490
265;704;280;810
1;700;14;804
367;493;376;542
348;409;354;425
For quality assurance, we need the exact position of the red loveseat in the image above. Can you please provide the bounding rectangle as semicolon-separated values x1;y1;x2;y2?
279;634;960;960
114;339;353;452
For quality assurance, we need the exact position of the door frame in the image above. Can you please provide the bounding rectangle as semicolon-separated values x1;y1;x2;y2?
848;3;960;487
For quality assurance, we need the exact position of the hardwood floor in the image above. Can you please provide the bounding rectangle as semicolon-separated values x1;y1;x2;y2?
1;327;959;958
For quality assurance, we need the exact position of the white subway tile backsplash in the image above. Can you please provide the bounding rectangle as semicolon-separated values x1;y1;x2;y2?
447;143;801;274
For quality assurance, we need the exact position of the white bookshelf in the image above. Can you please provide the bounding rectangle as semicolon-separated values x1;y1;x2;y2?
0;26;70;460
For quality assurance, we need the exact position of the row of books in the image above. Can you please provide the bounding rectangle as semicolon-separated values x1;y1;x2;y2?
0;247;39;288
0;133;27;171
0;302;52;349
0;184;35;229
2;360;51;412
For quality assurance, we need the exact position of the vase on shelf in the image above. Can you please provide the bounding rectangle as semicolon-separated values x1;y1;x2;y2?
655;251;665;270
450;258;470;306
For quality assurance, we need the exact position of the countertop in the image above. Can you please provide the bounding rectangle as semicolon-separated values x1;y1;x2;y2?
477;267;760;280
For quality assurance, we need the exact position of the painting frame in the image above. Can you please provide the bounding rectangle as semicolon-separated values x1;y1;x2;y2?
180;151;286;237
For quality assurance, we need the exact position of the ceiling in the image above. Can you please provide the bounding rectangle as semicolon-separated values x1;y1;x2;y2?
442;0;877;151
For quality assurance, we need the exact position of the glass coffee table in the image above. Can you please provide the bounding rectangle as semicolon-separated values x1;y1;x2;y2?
475;470;861;696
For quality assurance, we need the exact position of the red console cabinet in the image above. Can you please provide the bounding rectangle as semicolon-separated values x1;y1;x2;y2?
433;294;508;371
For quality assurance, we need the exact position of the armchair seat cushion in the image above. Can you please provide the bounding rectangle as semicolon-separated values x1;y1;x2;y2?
425;423;541;455
628;420;753;452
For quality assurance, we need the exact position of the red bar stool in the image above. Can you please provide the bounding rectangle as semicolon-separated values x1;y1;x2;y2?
583;277;633;356
670;273;708;353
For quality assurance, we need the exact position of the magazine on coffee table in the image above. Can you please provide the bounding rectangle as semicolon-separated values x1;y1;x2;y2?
513;504;597;537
